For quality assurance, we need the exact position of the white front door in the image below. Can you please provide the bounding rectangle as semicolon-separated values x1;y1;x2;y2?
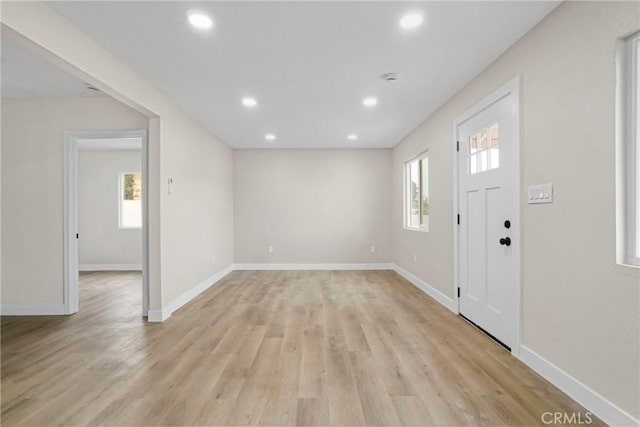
457;92;518;349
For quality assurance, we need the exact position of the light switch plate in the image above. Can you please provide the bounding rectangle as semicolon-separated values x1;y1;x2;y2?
528;183;553;204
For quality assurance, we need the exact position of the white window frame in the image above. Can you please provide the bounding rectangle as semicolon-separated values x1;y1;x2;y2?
404;151;429;232
621;31;640;267
118;171;143;229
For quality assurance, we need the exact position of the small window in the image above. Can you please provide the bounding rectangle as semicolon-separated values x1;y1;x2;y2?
119;172;142;229
621;31;640;266
404;153;429;231
469;122;499;174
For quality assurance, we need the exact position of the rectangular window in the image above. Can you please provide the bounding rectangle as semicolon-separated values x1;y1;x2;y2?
405;152;429;231
622;31;640;266
469;122;499;175
119;172;142;229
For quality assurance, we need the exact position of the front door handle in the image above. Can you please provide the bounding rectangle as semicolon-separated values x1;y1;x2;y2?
499;237;511;246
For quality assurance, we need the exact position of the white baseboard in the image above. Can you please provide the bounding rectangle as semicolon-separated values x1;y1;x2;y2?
391;264;457;313
233;263;394;271
1;304;67;316
79;264;142;271
148;264;235;323
519;346;639;427
147;308;169;322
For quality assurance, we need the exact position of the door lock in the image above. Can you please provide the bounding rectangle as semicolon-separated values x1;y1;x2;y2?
499;237;511;246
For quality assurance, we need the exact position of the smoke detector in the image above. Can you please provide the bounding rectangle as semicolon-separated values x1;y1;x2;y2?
84;83;101;93
381;72;398;82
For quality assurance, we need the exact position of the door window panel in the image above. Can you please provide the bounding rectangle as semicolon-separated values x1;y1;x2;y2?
469;122;500;174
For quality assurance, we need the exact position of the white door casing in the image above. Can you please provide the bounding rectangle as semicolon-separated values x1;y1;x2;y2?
64;130;150;317
454;78;520;351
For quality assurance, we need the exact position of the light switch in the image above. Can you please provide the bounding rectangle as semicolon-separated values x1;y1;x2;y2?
528;183;553;204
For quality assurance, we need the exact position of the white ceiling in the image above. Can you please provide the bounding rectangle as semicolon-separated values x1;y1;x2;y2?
48;1;558;148
1;35;104;98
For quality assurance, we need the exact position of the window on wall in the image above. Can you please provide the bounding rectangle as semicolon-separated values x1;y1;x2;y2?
622;31;640;266
405;152;429;231
119;172;142;229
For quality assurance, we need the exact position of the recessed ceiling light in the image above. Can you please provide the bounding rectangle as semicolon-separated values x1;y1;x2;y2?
399;12;424;30
347;134;358;141
242;97;257;107
265;134;276;141
187;11;213;30
363;97;378;107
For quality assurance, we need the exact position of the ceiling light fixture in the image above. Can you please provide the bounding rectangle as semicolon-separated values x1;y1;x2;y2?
242;97;258;107
347;134;358;141
399;12;424;30
381;72;398;82
84;83;101;93
363;97;378;107
265;133;276;141
187;11;213;30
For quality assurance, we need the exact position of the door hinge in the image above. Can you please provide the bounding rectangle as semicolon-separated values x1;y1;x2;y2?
457;214;460;225
456;141;459;152
457;287;461;298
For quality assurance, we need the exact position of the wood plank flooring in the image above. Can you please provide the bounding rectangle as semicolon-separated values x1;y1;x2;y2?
1;270;600;426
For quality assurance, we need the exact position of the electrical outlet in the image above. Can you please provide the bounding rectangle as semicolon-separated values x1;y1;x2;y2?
268;246;274;253
370;245;376;253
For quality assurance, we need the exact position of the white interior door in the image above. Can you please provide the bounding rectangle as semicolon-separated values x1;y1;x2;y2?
457;93;517;349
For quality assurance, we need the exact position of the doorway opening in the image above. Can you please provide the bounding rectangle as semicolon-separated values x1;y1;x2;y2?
64;130;150;317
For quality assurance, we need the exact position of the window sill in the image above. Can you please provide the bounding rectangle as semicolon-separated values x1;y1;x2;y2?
613;262;639;277
404;226;429;233
617;259;639;268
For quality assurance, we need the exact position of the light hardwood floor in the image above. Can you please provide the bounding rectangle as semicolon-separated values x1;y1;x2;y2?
1;270;600;426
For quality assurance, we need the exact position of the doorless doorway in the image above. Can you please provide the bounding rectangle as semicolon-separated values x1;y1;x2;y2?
64;130;150;317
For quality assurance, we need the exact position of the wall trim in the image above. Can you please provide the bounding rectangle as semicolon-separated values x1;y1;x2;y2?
233;263;394;271
148;264;235;323
519;346;639;427
1;304;66;316
391;264;458;313
147;308;169;322
77;137;142;151
79;264;143;271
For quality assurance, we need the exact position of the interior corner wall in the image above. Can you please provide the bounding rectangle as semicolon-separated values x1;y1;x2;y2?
392;1;639;419
234;149;392;264
78;150;142;267
1;2;235;312
1;97;148;306
159;111;233;306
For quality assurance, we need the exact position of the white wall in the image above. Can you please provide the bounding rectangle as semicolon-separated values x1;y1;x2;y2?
1;97;147;306
234;149;391;264
78;150;142;268
1;2;235;313
392;1;639;420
